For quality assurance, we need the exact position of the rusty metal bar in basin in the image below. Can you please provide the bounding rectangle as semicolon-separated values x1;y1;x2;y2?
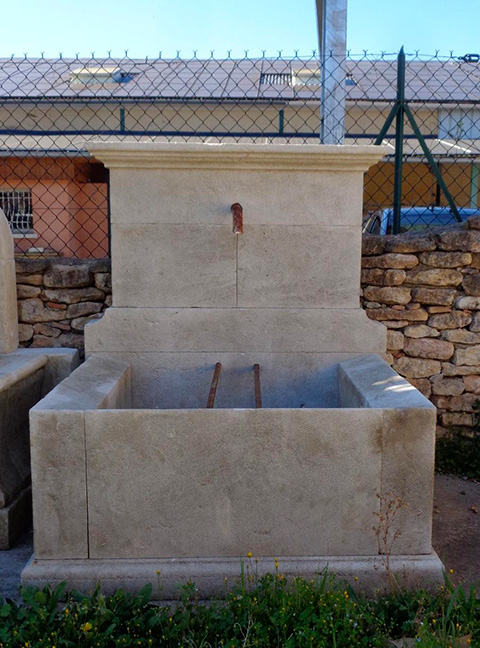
206;362;222;408
254;363;262;408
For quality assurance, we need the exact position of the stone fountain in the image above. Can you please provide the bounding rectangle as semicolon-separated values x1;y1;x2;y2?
22;142;443;596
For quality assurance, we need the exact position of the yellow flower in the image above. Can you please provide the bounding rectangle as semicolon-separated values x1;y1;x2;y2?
156;569;161;575
247;552;253;559
449;568;454;574
81;622;93;632
274;557;279;569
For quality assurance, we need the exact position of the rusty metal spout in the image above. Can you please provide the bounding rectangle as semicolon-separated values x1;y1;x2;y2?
231;203;243;234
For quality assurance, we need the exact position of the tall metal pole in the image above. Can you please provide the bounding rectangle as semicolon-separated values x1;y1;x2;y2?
392;47;405;234
316;0;348;144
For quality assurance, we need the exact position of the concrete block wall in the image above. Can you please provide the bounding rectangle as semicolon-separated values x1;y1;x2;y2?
16;215;480;434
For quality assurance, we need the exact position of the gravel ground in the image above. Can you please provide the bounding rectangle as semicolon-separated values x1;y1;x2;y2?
1;475;479;601
0;529;33;600
433;474;480;589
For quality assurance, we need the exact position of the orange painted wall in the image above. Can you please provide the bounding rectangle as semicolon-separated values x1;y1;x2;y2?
0;156;109;258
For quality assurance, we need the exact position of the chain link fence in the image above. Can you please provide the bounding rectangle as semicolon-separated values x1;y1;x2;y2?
1;50;479;257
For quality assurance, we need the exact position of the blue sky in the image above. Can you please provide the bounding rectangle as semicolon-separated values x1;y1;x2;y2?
2;0;477;59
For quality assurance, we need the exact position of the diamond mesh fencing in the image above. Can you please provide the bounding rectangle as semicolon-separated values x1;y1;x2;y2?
0;50;479;257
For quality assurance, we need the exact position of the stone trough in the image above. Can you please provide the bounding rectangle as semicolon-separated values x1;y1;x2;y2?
22;143;443;596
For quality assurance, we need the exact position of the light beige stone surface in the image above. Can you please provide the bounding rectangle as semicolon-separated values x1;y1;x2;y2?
90;351;366;409
109;167;364;227
22;553;444;598
381;408;436;554
86;307;386;355
89;141;388;174
13;348;80;394
237;226;361;308
0;255;18;353
34;355;131;411
29;356;131;559
0;365;44;508
112;223;237;308
30;410;88;559
26;143;436;590
85;408;383;559
338;355;433;410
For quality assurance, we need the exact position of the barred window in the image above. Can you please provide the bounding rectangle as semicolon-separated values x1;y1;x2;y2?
0;190;33;234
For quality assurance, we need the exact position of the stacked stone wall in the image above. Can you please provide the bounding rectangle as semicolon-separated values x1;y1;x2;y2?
16;258;111;356
362;216;480;435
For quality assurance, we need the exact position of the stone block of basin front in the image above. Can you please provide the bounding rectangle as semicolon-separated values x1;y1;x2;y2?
85;408;383;559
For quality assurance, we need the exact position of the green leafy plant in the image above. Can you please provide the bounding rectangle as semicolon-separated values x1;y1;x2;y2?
1;569;479;647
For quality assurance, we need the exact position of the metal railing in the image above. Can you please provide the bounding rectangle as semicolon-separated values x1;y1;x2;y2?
0;49;479;256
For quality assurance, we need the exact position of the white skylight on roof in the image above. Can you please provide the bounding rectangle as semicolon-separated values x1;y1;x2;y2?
291;68;321;87
70;66;127;85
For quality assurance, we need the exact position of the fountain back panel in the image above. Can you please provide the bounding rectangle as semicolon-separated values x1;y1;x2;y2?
23;143;443;596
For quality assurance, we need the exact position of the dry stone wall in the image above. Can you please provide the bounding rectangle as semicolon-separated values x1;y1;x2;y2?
362;216;480;435
16;258;111;356
15;217;480;435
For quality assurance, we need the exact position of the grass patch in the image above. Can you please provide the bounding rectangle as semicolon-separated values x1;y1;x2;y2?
1;570;479;647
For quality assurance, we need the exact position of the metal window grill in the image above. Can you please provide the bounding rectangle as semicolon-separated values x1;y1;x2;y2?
0;49;479;257
0;189;33;233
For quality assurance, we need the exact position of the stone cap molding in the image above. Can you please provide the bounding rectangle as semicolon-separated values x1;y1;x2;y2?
86;142;389;172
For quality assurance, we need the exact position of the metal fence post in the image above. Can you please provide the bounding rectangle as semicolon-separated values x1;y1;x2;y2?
392;47;406;235
316;0;347;144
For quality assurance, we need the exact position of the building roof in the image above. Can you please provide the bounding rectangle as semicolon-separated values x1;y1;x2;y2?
1;133;479;160
0;56;479;103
